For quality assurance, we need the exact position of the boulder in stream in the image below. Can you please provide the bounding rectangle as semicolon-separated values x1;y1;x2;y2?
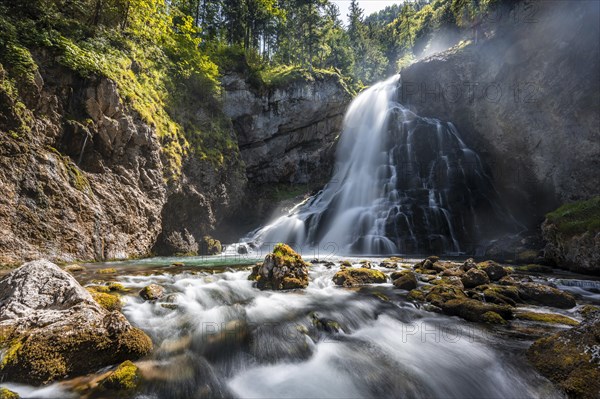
0;260;152;384
527;308;600;398
332;268;386;287
248;243;309;290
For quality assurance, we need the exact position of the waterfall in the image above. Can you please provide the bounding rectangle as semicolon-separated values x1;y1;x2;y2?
247;75;517;256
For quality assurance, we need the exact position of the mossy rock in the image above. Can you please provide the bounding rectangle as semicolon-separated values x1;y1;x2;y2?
249;244;309;290
516;311;579;326
393;272;417;290
424;284;467;307
340;260;353;267
87;289;122;311
332;268;386;287
200;235;222;255
517;282;576;309
441;298;513;323
97;268;117;274
139;284;165;301
407;289;426;302
0;388;20;399
107;282;126;292
546;196;600;236
101;360;141;391
0;322;152;385
481;311;507;325
527;312;600;399
477;261;508;281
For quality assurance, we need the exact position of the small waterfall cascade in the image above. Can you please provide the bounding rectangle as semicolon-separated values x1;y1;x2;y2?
247;75;517;255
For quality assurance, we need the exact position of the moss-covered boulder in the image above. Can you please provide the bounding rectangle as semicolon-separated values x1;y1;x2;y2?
477;261;508;281
392;272;417;290
332;268;386;287
515;311;579;326
200;235;222;256
0;388;20;399
461;268;490;288
139;284;165;301
101;360;141;391
517;282;576;309
542;196;600;274
441;298;513;323
249;243;309;290
527;309;600;398
0;260;152;385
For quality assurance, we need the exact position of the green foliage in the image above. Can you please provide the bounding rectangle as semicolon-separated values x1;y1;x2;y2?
546;196;600;236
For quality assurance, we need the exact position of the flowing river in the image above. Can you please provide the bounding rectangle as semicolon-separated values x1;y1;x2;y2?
7;255;598;398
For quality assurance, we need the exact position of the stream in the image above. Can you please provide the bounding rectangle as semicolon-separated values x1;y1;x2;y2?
6;254;600;398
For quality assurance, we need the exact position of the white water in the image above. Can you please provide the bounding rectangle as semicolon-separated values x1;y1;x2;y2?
5;260;587;398
116;265;562;398
245;75;516;256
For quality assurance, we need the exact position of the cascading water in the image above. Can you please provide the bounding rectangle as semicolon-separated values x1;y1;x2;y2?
247;75;517;255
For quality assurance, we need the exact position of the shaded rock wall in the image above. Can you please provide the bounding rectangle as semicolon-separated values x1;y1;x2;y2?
218;74;352;239
399;1;600;229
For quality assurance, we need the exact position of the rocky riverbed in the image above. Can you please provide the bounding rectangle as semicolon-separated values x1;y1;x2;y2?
1;249;599;399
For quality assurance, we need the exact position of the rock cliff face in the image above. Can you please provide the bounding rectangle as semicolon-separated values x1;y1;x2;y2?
222;74;351;185
0;54;351;262
0;61;166;264
399;1;600;229
218;73;352;239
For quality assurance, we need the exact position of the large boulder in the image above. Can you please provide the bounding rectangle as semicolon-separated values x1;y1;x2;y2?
461;268;490;288
527;309;600;398
248;244;309;290
0;260;152;384
517;282;576;309
332;268;386;287
542;197;600;274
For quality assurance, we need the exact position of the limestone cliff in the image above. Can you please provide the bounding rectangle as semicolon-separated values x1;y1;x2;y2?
217;73;352;239
399;0;600;230
0;54;351;262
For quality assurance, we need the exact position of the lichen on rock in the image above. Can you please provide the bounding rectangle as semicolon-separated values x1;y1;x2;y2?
527;308;600;398
0;260;152;384
332;268;386;287
248;243;309;290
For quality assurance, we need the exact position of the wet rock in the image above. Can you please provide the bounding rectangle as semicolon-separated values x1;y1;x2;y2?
441;299;513;323
379;260;398;269
97;268;117;274
332;268;386;287
424;284;467;308
200;235;222;256
359;260;372;269
0;260;152;384
478;261;508;281
157;229;199;256
311;313;344;334
515;311;579;326
0;388;20;399
139;284;165;301
517;282;576;309
324;261;335;268
248;243;309;290
542;197;600;274
431;276;464;289
237;245;248;255
64;264;85;273
100;360;141;391
461;268;490;288
441;267;464;277
461;258;477;272
392;272;417;291
527;309;600;398
476;284;519;307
